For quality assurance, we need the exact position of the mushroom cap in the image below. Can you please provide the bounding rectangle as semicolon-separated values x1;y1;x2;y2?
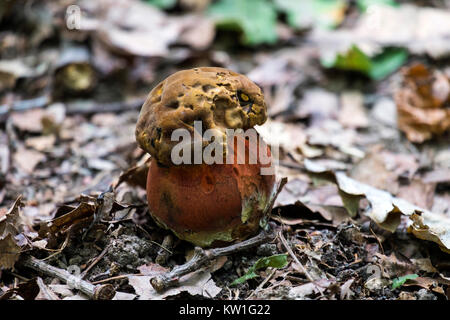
136;67;267;165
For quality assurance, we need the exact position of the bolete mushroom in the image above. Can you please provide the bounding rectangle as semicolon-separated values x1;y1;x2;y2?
136;67;268;166
136;67;276;247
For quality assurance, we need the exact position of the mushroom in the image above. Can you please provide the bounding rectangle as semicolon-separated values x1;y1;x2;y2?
136;67;276;247
136;67;268;166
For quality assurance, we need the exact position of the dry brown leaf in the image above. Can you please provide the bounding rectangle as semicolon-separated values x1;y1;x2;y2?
38;202;96;244
288;279;333;299
338;91;368;129
137;262;169;276
305;159;450;253
0;234;21;269
340;278;355;300
128;270;221;300
350;145;400;194
0;196;26;269
396;63;450;143
25;135;56;152
397;179;435;210
13;147;46;174
11;109;45;133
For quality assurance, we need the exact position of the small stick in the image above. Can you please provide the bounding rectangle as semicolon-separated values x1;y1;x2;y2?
278;230;325;297
155;234;174;265
278;231;314;282
80;244;110;279
151;228;276;292
246;267;277;299
91;274;139;285
66;98;146;115
20;256;115;300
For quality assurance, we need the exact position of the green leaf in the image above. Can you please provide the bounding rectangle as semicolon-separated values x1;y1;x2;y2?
321;45;407;80
275;0;347;30
356;0;398;12
145;0;177;9
368;48;408;80
392;274;419;289
208;0;278;46
231;254;288;286
323;44;372;73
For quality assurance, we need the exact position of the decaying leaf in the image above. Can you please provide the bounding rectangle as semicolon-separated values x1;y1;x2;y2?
0;277;40;300
395;63;450;143
117;155;151;190
38;201;96;247
0;196;27;269
128;270;221;299
0;234;22;269
305;159;450;253
311;4;450;59
288;279;333;299
274;0;347;30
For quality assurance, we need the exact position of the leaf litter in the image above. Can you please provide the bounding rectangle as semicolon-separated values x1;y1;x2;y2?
1;0;450;301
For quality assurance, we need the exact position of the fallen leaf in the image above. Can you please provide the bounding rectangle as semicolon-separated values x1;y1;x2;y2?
128;270;221;299
288;279;333;299
274;0;347;30
13;147;46;174
208;0;278;46
113;292;137;300
96;1;182;57
395;63;450;143
338;91;368;128
340;278;355;300
356;0;398;12
137;262;169;276
321;45;407;80
25;135;56;152
0;234;21;269
305;159;450;253
311;4;450;59
397;179;435;210
11;109;46;133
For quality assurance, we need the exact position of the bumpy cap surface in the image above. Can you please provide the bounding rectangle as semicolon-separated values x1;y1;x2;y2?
135;67;267;165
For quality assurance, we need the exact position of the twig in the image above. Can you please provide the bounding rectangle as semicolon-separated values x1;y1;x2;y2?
0;95;50;123
155;234;174;265
66;98;146;115
262;177;288;225
91;274;141;285
80;244;110;279
36;277;60;300
150;228;277;292
20;255;115;300
278;230;314;282
369;225;385;255
246;267;277;299
0;96;146;124
278;231;326;298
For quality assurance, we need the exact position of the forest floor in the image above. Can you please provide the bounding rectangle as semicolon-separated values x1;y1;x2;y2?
0;0;449;300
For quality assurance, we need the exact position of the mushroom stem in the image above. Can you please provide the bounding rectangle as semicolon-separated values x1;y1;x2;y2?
150;177;287;292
